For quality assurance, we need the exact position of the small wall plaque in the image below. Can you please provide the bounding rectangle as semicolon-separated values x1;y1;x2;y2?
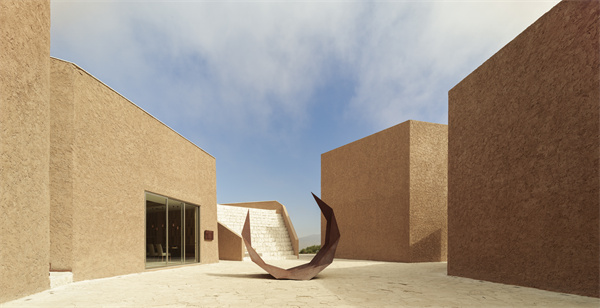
204;230;214;241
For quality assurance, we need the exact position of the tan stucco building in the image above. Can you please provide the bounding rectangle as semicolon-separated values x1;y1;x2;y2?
321;120;447;262
448;0;599;298
0;0;52;303
1;1;218;303
49;58;218;277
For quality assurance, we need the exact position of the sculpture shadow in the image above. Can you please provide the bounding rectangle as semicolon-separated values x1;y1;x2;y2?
206;273;274;280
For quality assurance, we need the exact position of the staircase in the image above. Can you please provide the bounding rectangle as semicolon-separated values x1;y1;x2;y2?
217;205;296;260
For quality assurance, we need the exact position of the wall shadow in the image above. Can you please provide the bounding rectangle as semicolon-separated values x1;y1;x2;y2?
411;229;443;262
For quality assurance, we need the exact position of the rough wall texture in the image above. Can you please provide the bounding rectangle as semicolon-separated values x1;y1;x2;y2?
321;120;447;262
409;121;448;262
448;0;599;297
50;60;75;271
218;223;244;261
0;0;51;303
50;58;218;282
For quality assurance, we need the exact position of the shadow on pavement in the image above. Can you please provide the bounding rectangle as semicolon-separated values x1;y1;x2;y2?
206;273;275;280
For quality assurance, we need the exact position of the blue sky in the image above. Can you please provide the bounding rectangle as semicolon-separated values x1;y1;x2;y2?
50;0;559;239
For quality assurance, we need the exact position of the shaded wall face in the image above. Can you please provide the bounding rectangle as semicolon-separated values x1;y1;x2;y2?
50;60;75;271
448;0;599;298
409;122;448;262
0;0;51;303
321;122;411;262
50;60;218;281
218;223;244;261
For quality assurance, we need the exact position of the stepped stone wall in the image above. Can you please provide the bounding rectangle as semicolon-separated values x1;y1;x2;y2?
218;203;298;260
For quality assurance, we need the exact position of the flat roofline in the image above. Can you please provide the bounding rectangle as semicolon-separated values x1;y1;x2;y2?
449;2;559;93
219;201;279;204
50;57;214;159
322;119;447;156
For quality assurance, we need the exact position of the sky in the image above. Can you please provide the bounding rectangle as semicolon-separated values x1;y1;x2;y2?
50;0;560;239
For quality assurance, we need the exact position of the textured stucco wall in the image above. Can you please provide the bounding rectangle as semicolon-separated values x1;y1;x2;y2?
321;121;413;262
0;0;51;303
321;120;447;262
409;121;448;262
50;60;75;271
50;58;218;282
448;0;599;297
218;223;244;261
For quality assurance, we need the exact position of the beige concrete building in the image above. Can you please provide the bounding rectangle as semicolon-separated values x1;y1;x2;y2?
0;0;52;303
49;58;218;277
448;0;599;298
321;120;447;262
1;0;218;303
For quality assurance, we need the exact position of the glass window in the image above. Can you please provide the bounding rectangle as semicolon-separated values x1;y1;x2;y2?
184;204;198;263
146;193;167;268
168;199;183;265
145;192;199;268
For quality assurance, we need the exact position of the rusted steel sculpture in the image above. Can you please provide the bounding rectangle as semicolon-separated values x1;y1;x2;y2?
241;193;340;280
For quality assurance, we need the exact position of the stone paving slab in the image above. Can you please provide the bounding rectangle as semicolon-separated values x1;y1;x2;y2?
2;255;598;307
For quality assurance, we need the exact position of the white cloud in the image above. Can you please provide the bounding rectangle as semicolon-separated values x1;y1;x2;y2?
50;0;560;134
50;2;153;85
344;1;560;129
142;2;364;132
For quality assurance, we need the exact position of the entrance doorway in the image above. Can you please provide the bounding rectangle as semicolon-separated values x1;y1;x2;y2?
145;192;199;268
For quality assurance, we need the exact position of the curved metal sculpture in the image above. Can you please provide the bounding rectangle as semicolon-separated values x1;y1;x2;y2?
241;193;340;280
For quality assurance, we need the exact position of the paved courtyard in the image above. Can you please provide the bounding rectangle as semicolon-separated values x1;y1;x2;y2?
2;255;598;307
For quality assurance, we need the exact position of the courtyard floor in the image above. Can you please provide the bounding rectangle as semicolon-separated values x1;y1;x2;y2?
2;255;598;307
